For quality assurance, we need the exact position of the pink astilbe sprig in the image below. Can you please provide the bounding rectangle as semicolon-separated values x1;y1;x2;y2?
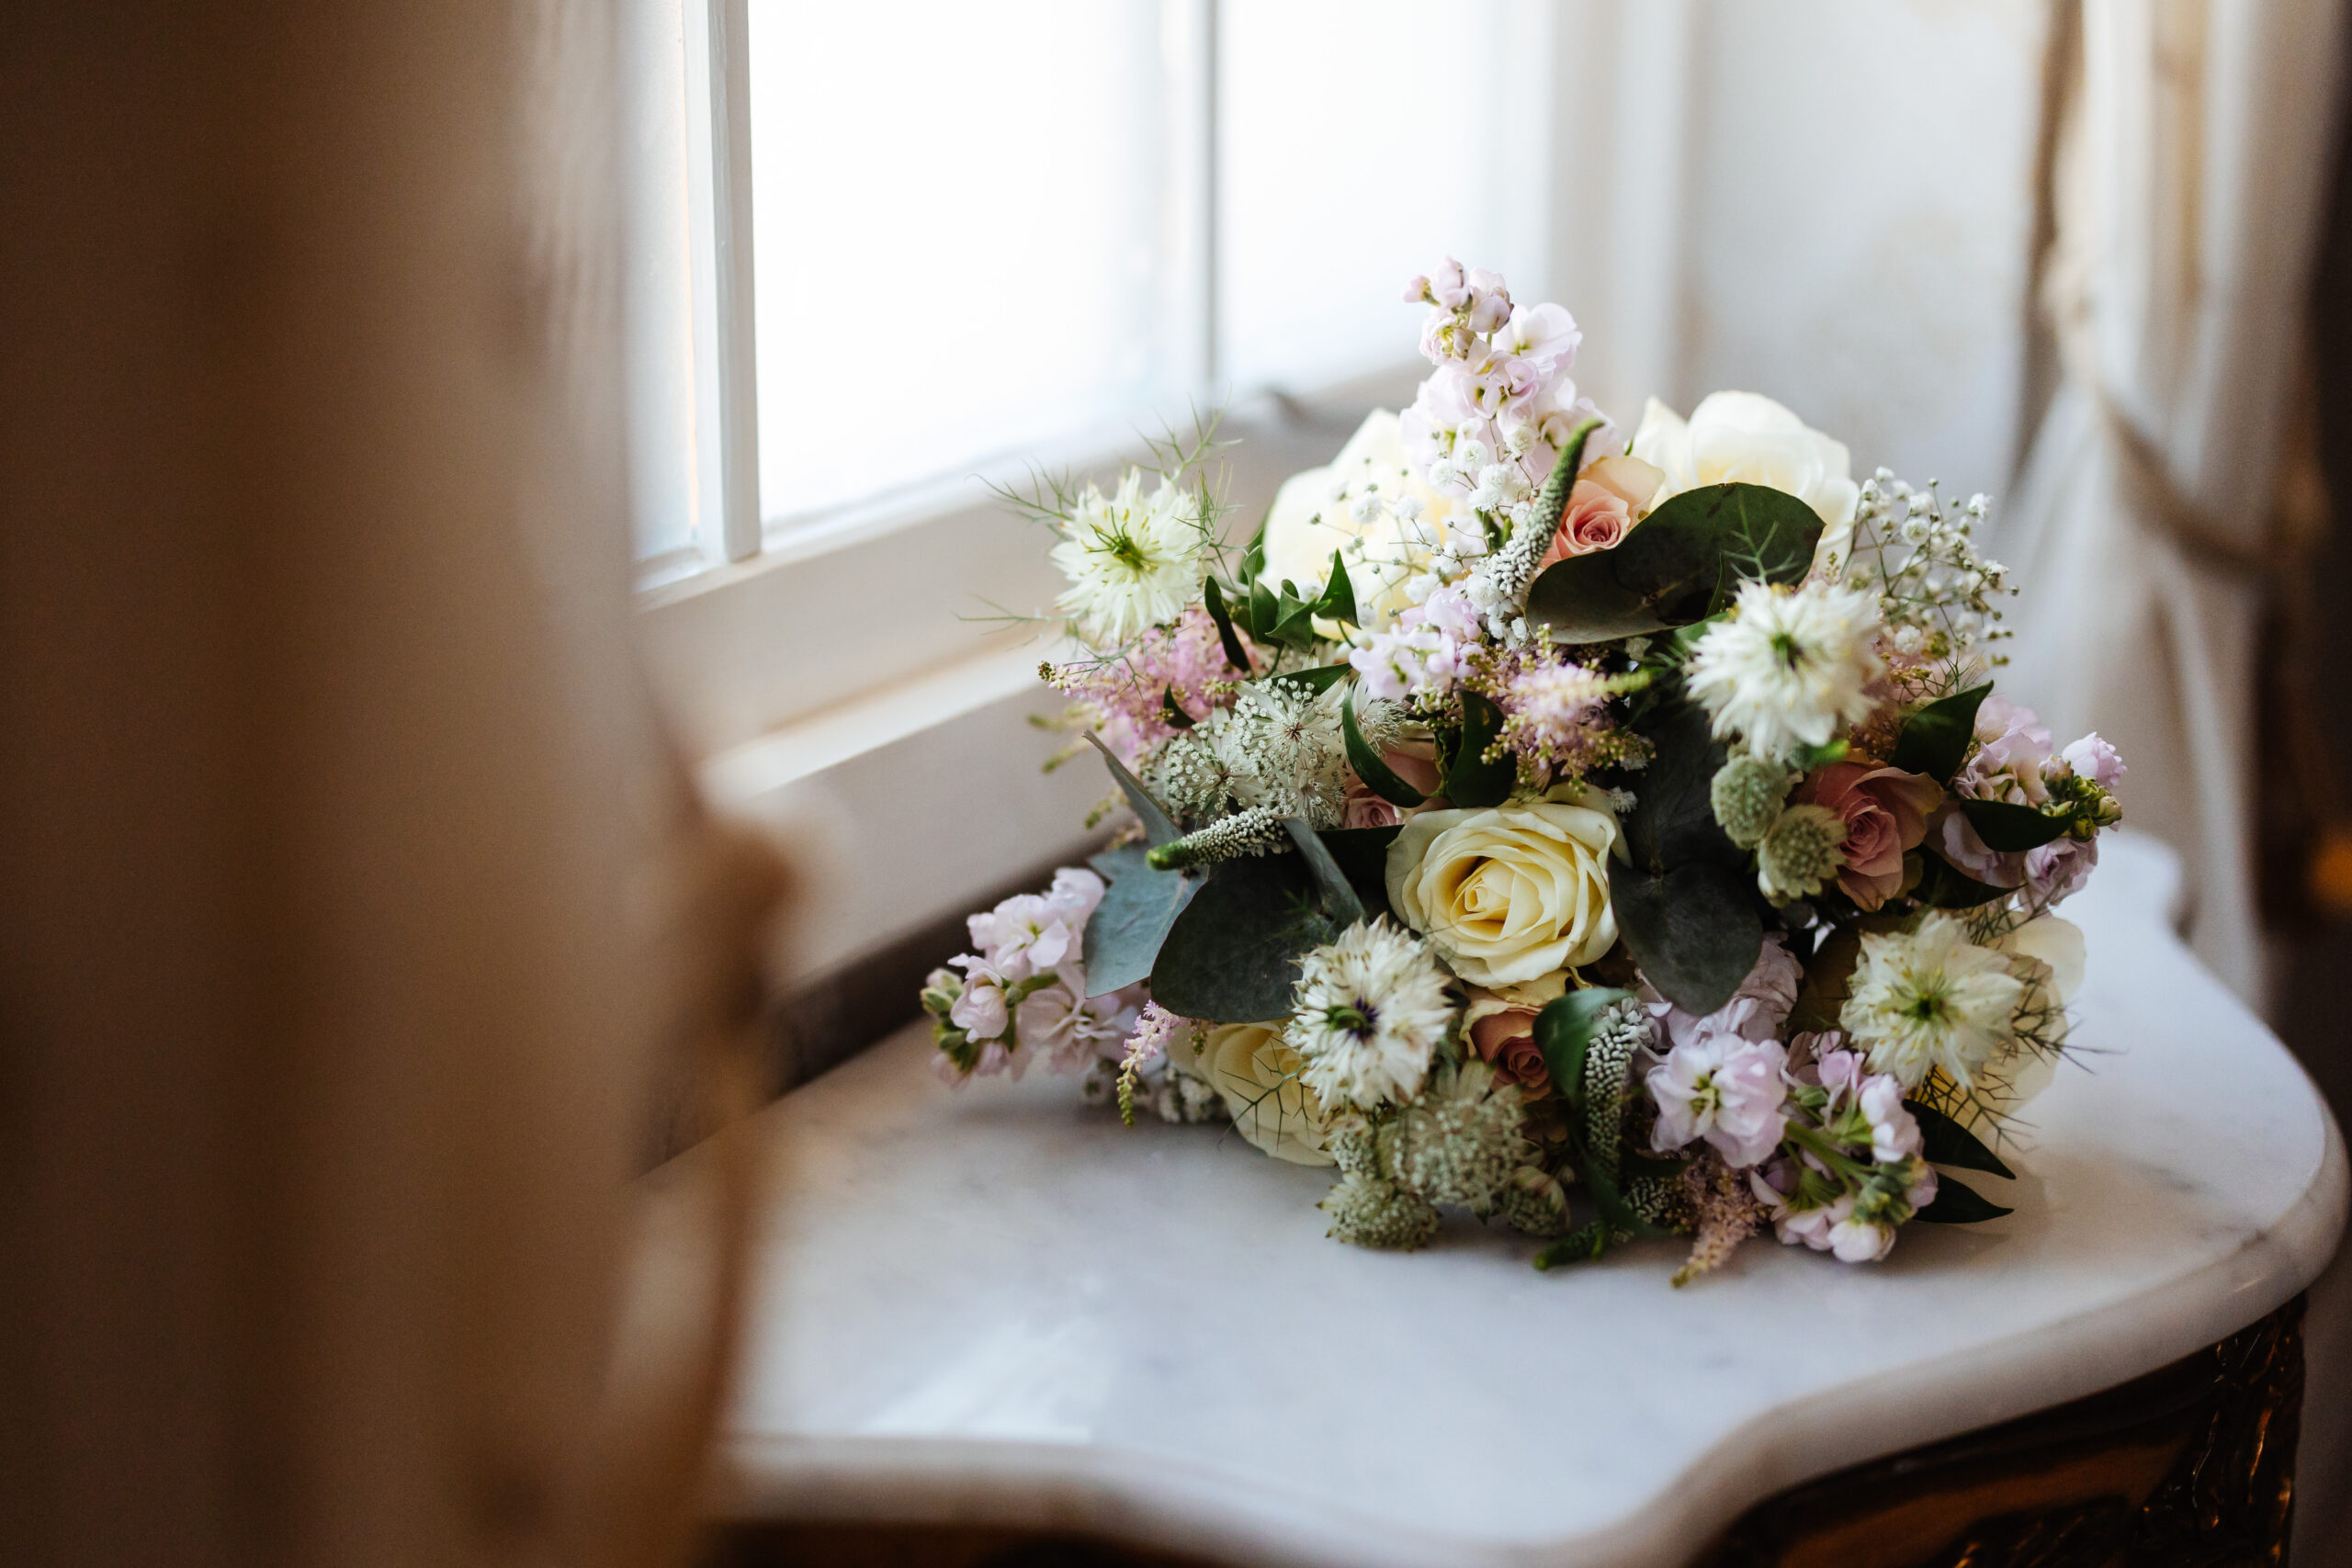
1114;1001;1202;1125
1043;607;1251;767
1671;1149;1767;1287
1480;649;1648;781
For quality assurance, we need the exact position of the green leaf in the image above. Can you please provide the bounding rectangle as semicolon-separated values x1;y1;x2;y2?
1268;583;1321;650
1912;1173;2016;1224
1282;817;1364;927
1524;481;1825;642
1533;988;1632;1117
1957;796;2069;851
1246;577;1280;641
1272;662;1352;694
1608;858;1763;1017
1909;849;2009;909
1080;845;1200;997
1621;1153;1692;1183
1791;739;1849;771
1202;577;1253;672
1315;826;1399;921
1442;689;1516;807
1239;522;1267;587
1342;686;1425;808
1905;1100;2018;1180
1148;854;1335;1022
1314;548;1360;626
1082;732;1179;847
1586;1162;1677;1239
1890;682;1991;784
1159;685;1194;729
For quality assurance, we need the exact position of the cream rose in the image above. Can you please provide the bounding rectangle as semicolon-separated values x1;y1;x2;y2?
1260;410;1470;629
1178;1022;1334;1166
1385;800;1619;986
1630;392;1860;572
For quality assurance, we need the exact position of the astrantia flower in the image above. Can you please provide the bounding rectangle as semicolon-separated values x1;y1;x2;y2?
1049;470;1206;646
1839;911;2027;1089
1288;918;1455;1108
1645;1033;1789;1168
1686;580;1884;764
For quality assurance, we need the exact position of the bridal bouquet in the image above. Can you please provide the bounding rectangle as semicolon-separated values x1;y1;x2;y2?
922;259;2122;1282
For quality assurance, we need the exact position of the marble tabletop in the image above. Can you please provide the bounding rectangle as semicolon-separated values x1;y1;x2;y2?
703;834;2346;1568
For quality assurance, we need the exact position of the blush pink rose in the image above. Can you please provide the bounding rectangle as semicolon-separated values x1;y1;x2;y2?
1794;762;1943;910
1467;1005;1552;1098
1343;739;1443;827
1536;454;1664;569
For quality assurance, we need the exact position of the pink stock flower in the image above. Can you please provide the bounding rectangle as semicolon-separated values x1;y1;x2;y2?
2058;731;2125;790
1794;761;1942;910
1646;934;1801;1051
1954;695;2053;806
1647;1033;1789;1168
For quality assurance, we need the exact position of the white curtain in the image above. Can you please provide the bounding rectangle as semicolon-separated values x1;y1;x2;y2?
1997;0;2346;1002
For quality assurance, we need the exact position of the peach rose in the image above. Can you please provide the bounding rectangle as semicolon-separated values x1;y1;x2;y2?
1537;454;1665;569
1794;762;1943;910
1462;975;1569;1098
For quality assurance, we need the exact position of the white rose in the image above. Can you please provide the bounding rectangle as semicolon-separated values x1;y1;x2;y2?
1630;392;1861;572
1176;1021;1334;1166
1385;800;1620;987
1260;410;1470;629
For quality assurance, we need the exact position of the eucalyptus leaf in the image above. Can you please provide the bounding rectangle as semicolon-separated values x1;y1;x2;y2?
1909;849;2008;909
1912;1174;2016;1224
1525;481;1825;642
1957;796;2070;851
1082;732;1179;847
1607;858;1763;1017
1442;689;1516;807
1316;825;1400;921
1343;686;1425;808
1202;577;1252;671
1533;987;1632;1117
1148;854;1335;1022
1283;817;1364;927
1889;682;1991;784
1080;845;1200;997
1905;1099;2017;1179
1620;701;1740;871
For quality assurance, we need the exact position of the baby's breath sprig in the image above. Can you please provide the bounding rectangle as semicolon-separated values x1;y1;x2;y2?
1832;469;2015;682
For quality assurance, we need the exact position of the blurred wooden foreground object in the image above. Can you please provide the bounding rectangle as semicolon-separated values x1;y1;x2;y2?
0;8;785;1568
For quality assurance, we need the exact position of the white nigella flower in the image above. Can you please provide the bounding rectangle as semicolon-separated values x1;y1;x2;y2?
1288;919;1455;1108
1686;580;1885;763
1839;911;2027;1090
1049;469;1205;646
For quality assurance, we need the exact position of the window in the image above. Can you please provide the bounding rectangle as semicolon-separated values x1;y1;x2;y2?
627;0;1550;596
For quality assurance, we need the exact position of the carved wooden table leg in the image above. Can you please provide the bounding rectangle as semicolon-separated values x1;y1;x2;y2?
1700;1296;2306;1568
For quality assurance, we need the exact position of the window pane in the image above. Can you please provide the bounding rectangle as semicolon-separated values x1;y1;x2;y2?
623;0;706;564
745;0;1182;525
1218;0;1544;391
